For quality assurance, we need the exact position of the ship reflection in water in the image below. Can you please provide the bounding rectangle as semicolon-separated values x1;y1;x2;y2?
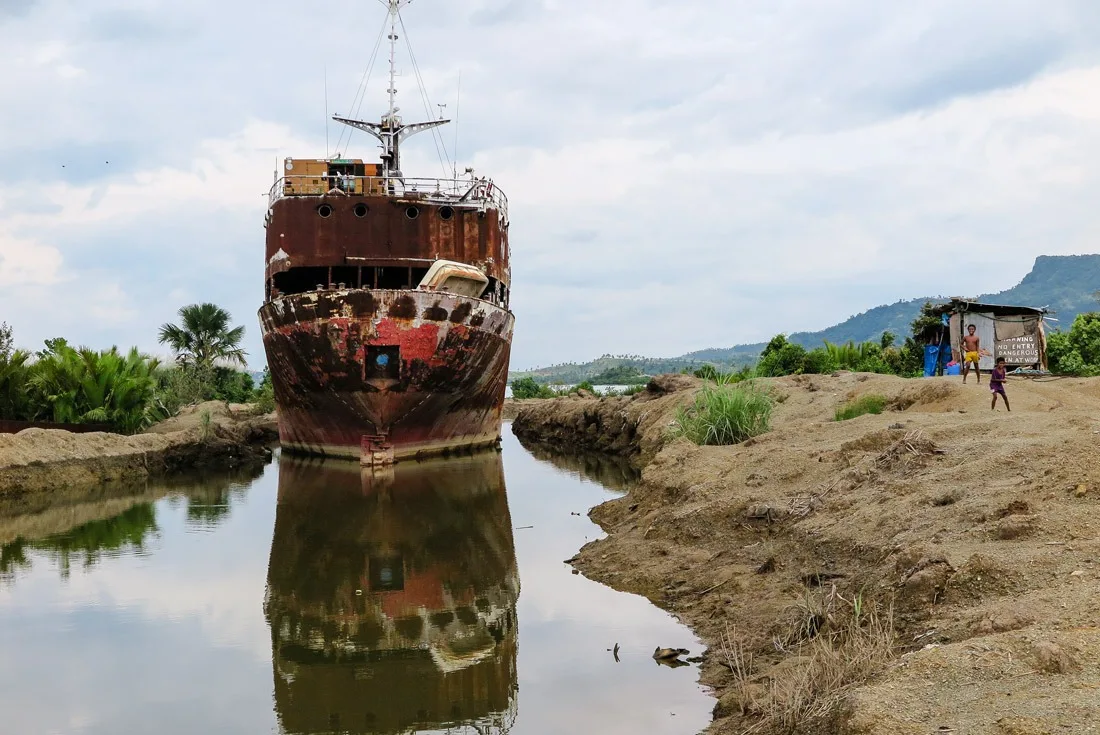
265;452;518;734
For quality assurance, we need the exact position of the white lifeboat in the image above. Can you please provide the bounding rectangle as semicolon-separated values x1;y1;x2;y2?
417;259;489;298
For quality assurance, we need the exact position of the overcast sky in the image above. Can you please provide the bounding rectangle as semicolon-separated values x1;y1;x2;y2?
1;0;1099;371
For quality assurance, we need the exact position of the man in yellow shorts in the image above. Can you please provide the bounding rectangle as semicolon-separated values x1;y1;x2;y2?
961;324;982;384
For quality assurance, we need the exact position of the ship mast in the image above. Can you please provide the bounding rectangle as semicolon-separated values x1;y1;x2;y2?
333;0;448;179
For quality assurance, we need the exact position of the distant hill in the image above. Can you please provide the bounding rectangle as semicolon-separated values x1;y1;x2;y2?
511;255;1100;383
511;354;721;385
685;254;1100;363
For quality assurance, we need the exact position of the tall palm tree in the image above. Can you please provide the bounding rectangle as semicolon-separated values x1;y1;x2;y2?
158;303;246;370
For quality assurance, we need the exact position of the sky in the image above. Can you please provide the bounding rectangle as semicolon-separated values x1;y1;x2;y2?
1;0;1099;371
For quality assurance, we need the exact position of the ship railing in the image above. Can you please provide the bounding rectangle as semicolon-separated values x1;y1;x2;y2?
268;175;509;223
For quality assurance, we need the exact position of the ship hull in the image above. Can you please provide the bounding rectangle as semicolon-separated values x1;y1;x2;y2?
259;288;514;461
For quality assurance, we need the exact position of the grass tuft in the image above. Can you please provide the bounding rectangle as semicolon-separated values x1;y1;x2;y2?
198;409;213;442
673;382;774;445
834;394;887;422
722;591;897;734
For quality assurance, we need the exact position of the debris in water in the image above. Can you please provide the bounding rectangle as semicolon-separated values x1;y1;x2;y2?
653;647;689;662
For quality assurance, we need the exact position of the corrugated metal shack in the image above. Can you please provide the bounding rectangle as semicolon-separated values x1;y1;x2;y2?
935;298;1049;371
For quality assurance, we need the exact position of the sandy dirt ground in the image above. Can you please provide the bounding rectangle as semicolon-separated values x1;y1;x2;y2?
513;373;1100;734
0;402;276;501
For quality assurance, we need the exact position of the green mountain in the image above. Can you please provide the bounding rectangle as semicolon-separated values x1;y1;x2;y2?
511;354;720;385
511;255;1100;384
683;254;1100;363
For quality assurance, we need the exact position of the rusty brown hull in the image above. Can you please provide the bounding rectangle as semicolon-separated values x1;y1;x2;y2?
258;288;514;461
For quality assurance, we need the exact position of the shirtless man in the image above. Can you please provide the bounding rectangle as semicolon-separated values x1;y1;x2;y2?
961;324;981;384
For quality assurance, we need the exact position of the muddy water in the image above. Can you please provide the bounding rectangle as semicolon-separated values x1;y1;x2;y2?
0;429;712;734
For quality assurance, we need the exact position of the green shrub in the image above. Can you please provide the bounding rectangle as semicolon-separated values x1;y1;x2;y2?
0;349;33;420
694;364;754;383
623;384;646;396
693;364;722;381
253;368;275;413
155;365;212;415
756;335;808;377
802;349;838;375
1047;313;1100;376
155;365;257;413
29;342;165;433
211;367;254;403
834;394;888;421
590;364;648;385
510;376;555;399
673;383;774;445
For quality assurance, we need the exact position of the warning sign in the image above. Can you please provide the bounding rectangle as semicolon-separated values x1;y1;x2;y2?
995;334;1040;365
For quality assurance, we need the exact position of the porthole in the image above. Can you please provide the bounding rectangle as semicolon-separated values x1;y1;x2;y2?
317;204;333;218
405;205;420;220
439;205;454;221
353;203;368;218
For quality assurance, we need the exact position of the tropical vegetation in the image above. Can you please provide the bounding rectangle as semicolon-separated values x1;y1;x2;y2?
510;376;557;399
509;376;610;399
673;382;775;446
1046;311;1100;376
29;340;166;433
0;304;271;434
588;364;650;385
158;303;246;370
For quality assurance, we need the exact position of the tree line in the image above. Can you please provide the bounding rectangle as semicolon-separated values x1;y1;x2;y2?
0;303;273;434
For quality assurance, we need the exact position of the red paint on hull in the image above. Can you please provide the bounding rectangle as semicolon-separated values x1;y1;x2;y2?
258;288;514;460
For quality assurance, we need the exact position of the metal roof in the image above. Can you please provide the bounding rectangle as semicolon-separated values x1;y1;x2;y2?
933;298;1049;317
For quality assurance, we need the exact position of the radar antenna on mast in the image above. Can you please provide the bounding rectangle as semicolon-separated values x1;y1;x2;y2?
335;0;448;178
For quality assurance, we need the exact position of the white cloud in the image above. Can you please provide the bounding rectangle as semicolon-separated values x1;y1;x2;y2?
1;0;1099;367
0;230;63;286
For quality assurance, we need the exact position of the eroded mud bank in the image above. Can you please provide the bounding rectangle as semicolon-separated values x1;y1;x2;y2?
514;373;1100;734
0;402;277;504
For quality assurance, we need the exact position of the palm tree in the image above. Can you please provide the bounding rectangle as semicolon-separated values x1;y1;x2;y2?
0;349;32;420
158;303;246;370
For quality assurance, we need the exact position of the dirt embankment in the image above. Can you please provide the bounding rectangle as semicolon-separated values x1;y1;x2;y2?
0;401;277;502
514;372;1100;735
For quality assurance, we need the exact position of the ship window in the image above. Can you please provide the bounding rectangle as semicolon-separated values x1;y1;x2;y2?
405;205;420;220
438;205;454;221
353;203;368;217
331;266;358;290
377;267;413;289
366;346;400;381
368;555;404;591
317;204;333;218
273;266;330;295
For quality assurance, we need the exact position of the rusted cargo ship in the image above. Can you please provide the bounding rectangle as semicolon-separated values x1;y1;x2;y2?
258;1;512;463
